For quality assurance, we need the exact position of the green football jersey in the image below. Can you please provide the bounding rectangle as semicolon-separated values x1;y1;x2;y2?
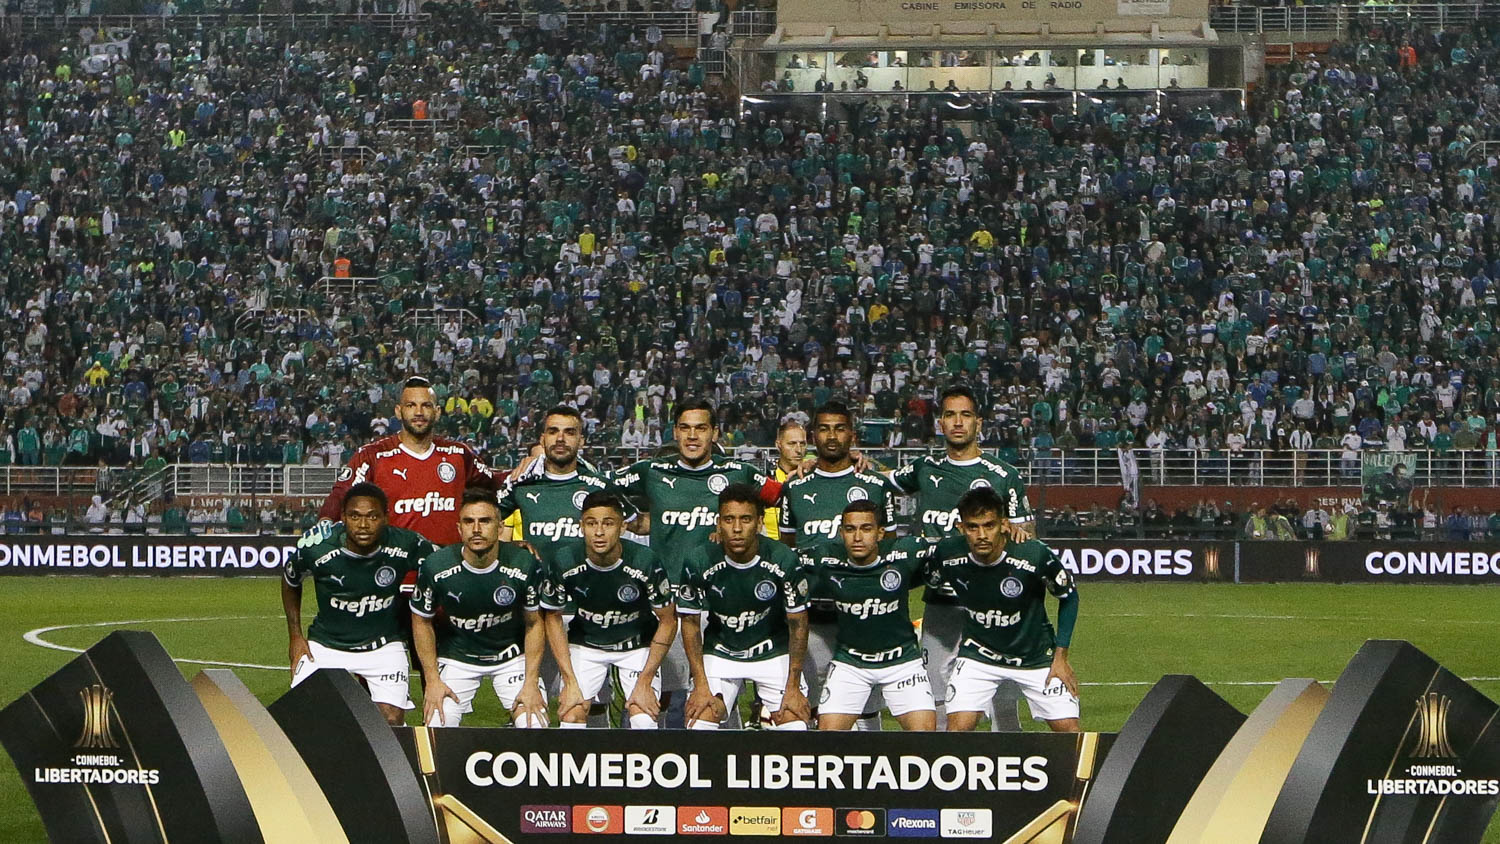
283;524;437;652
802;536;935;668
495;465;618;566
543;541;673;651
607;455;772;581
884;454;1033;605
927;536;1076;669
778;467;894;551
677;540;809;662
409;542;542;665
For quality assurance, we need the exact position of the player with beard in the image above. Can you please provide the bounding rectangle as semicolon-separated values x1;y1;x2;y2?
605;398;785;727
309;376;499;549
283;483;438;725
779;402;893;730
875;385;1034;731
496;405;632;725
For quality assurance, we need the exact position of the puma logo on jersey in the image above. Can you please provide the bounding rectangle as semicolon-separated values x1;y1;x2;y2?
393;468;408;480
447;591;462;602
802;493;818;503
573;585;590;597
929;475;942;487
710;584;727;598
661;476;677;489
525;492;541;503
327;574;346;586
829;576;845;589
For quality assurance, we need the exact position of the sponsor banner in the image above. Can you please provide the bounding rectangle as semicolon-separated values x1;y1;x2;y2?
0;535;292;576
1049;541;1229;581
1245;543;1500;584
402;729;1101;843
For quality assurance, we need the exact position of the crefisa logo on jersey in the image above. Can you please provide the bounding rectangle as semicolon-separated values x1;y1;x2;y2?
494;586;517;607
573;491;589;511
618;584;641;603
374;566;398;588
847;487;869;503
754;580;777;601
438;461;457;483
879;569;903;592
968;478;991;491
1000;577;1024;598
707;474;728;494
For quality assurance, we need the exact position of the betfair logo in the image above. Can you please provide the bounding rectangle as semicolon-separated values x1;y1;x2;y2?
729;806;780;835
1412;692;1456;758
75;685;118;749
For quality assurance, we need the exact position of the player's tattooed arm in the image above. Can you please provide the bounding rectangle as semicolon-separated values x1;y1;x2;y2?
777;611;812;726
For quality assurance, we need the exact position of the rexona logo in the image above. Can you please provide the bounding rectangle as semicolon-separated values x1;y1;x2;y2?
625;805;675;835
730;806;780;835
782;807;833;836
519;805;571;834
887;809;939;837
837;808;886;837
571;804;623;834
939;809;992;838
678;805;729;835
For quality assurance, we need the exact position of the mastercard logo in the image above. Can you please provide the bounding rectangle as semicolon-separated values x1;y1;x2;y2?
845;810;878;830
836;808;885;835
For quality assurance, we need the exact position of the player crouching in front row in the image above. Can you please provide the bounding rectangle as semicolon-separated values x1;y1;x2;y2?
409;489;550;728
543;492;677;729
282;482;439;725
679;484;812;730
932;487;1080;732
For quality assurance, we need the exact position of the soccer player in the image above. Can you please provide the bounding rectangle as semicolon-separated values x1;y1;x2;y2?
543;492;676;729
282;483;438;725
878;385;1033;731
779;401;892;731
928;488;1080;732
409;489;549;728
679;484;811;730
804;500;936;732
311;376;498;548
606;398;782;726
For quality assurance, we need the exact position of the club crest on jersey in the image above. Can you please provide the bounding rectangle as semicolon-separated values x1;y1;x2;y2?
494;586;517;606
618;584;641;603
846;487;869;503
438;462;457;483
754;580;777;601
336;466;353;482
707;474;728;494
375;566;398;588
573;491;589;511
969;478;992;490
879;569;903;592
1000;576;1024;598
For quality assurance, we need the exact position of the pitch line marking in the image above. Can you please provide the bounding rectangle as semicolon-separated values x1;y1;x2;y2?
24;615;285;670
24;617;1500;687
1098;612;1500;625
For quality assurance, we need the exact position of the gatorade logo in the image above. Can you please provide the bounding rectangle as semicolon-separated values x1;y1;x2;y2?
571;805;622;834
837;808;886;836
783;807;833;836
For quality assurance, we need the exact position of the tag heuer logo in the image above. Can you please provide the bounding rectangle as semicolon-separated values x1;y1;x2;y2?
1000;576;1024;598
1412;692;1456;758
75;684;119;749
879;569;903;592
707;474;728;494
374;566;398;588
846;487;868;503
438;461;457;483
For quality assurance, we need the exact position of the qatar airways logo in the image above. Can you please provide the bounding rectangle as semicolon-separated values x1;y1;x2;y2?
393;492;457;517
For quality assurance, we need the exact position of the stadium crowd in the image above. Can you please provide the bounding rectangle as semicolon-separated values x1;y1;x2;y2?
2;15;1500;506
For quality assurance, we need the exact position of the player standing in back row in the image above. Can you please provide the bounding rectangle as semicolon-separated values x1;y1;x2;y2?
878;385;1033;731
927;488;1080;732
779;402;892;730
311;376;499;548
605;398;784;726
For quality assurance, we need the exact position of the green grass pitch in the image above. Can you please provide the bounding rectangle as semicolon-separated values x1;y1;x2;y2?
0;578;1497;842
